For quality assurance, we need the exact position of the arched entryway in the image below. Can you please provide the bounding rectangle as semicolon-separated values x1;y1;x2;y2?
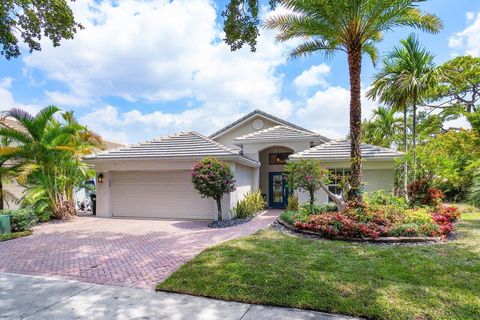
258;146;294;208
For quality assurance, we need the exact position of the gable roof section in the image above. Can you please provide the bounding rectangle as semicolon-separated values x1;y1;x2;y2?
85;131;259;167
234;125;329;144
290;140;403;161
209;109;315;139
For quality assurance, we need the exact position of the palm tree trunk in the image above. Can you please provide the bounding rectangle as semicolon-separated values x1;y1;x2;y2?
347;47;363;202
403;106;408;201
412;91;417;180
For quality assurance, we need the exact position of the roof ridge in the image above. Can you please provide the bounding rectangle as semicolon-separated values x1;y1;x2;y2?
209;109;321;139
189;131;237;155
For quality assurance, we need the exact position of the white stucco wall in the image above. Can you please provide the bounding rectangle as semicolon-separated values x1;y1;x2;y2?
91;159;255;220
295;162;396;205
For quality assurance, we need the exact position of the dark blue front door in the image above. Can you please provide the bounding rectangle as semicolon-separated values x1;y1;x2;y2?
269;172;288;208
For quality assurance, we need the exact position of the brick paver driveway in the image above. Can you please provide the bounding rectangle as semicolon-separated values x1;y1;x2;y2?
0;210;279;290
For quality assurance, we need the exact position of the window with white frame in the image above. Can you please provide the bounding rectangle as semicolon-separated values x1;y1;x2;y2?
327;168;350;202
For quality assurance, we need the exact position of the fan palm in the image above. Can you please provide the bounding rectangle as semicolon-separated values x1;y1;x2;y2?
264;0;441;201
362;106;402;148
367;34;439;180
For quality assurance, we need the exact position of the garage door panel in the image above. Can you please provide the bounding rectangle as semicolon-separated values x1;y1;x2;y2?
111;171;215;219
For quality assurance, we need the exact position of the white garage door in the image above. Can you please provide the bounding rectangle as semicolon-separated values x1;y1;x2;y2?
111;171;215;219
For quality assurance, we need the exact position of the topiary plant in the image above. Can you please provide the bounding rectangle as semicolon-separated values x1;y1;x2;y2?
191;157;236;221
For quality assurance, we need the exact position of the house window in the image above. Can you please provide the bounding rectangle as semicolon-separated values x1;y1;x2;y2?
269;152;292;165
328;168;350;202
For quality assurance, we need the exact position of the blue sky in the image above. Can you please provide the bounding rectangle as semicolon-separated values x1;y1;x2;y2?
0;0;479;143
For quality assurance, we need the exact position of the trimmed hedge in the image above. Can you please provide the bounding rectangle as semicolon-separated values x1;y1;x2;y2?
1;208;38;232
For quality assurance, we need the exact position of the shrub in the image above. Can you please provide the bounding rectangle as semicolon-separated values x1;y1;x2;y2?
1;208;38;232
232;191;266;219
281;210;309;224
407;179;444;207
294;213;389;239
365;190;407;209
403;208;432;225
317;202;338;213
285;194;299;212
191;157;236;221
300;203;322;215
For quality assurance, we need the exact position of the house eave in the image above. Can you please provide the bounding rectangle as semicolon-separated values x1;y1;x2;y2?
84;155;260;167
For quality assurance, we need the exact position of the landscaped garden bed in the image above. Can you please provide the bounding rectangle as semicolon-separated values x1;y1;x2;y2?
279;200;459;243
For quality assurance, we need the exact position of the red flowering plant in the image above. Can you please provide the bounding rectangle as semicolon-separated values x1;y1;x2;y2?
431;206;461;236
191;157;235;221
407;179;444;208
294;211;390;239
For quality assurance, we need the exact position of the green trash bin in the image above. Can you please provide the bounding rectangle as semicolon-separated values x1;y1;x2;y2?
0;215;11;234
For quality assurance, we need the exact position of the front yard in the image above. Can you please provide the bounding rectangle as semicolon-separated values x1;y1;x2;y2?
157;206;480;320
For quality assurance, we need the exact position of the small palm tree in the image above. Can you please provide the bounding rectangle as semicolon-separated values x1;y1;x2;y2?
362;106;402;148
265;0;441;202
368;34;439;180
0;106;99;219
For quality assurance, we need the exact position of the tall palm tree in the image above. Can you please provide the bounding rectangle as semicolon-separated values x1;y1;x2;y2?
362;106;402;148
368;34;439;180
264;0;441;202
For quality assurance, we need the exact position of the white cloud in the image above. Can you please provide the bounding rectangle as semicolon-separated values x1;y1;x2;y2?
0;78;42;115
449;12;480;56
23;0;292;111
295;85;377;138
466;11;475;21
293;63;331;94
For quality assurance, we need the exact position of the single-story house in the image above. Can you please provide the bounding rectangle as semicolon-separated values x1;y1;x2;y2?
85;110;402;220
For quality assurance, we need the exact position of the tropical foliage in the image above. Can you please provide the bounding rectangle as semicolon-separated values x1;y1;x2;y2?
0;107;101;220
362;106;402;148
191;157;236;221
232;191;266;219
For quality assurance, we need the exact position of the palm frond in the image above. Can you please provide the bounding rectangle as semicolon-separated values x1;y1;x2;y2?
0;146;22;156
32;105;61;139
0;126;33;144
290;39;339;59
2;108;35;138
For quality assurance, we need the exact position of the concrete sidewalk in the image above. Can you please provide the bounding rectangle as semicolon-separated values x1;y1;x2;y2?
0;272;361;320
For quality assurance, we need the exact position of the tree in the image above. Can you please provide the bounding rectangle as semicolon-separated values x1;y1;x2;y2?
368;34;439;192
0;136;19;210
0;0;82;60
429;56;480;114
0;107;99;219
191;157;236;221
258;0;441;203
285;159;346;211
362;106;402;148
412;129;480;201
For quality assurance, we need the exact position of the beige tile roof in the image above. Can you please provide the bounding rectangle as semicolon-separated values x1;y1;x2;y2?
234;125;329;143
290;140;403;161
85;131;259;166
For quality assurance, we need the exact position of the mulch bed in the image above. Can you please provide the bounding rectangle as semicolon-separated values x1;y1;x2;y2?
275;217;445;245
208;217;252;228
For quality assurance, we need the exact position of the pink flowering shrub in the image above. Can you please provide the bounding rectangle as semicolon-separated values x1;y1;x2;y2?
191;157;235;221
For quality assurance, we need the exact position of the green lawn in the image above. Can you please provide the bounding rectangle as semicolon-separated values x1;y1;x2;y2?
157;207;480;320
0;230;32;242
